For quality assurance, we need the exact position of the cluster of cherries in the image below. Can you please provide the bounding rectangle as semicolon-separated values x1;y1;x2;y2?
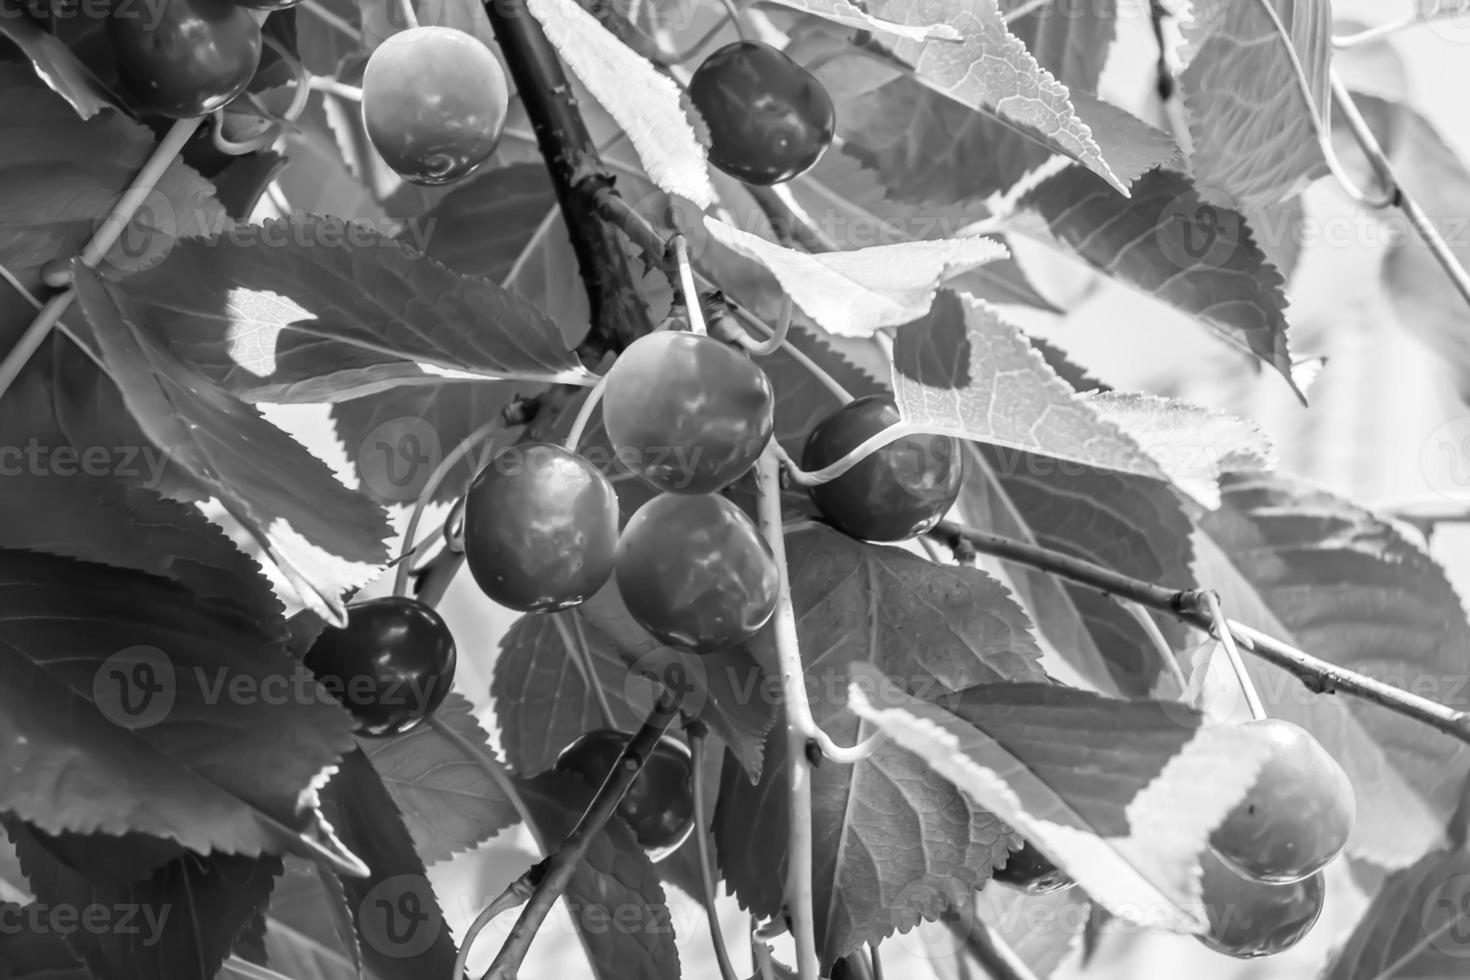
994;716;1354;959
103;0;837;191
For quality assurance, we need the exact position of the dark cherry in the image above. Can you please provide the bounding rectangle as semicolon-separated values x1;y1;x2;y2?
555;728;695;860
109;0;262;119
1196;847;1325;958
803;396;963;541
303;596;457;737
688;41;835;186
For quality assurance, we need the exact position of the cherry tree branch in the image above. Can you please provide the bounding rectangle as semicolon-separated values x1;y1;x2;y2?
481;689;682;980
483;0;651;357
936;521;1470;744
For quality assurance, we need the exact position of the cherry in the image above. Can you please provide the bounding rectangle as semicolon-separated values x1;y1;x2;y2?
802;396;963;542
688;41;835;186
601;331;774;494
992;839;1074;895
1196;847;1324;958
615;493;779;652
303;596;457;738
1210;718;1354;883
555;728;694;859
108;0;262;119
361;27;509;185
463;443;620;613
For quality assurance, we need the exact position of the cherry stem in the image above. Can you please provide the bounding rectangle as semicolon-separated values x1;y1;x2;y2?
397;0;420;29
553;612;617;730
690;730;741;980
307;75;365;102
209;110;282;156
482;689;682;980
750;919;779;980
1331;71;1470;309
868;944;884;980
935;520;1470;745
771;420;924;488
737;295;792;357
393;418;504;598
716;0;749;41
0;116;202;410
1202;591;1267;721
563;373;609;452
1332;14;1421;48
451;876;536;980
301;0;360;42
673;236;708;336
1001;0;1051;23
1117;599;1189;696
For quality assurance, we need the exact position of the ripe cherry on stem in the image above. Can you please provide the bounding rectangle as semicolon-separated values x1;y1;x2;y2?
361;26;510;185
615;492;779;653
109;0;262;119
1210;718;1355;883
463;443;620;613
802;396;963;542
303;596;457;737
1195;847;1325;958
991;839;1074;895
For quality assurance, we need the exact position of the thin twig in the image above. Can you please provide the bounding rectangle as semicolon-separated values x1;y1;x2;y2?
452;877;537;980
1330;70;1470;308
936;521;1470;745
691;730;741;980
1117;599;1189;695
482;690;682;980
555;612;617;730
1202;591;1266;720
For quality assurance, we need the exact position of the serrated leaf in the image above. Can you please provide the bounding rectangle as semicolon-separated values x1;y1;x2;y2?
964;441;1198;696
769;0;959;39
0;63;222;346
706;217;1006;337
891;291;1167;484
528;0;714;207
864;0;1128;194
493;614;648;775
259;858;364;980
0;5;114;119
1081;392;1275;509
10;821;280;980
1014;167;1297;392
97;215;591;403
1001;0;1115;91
841;79;1176;208
316;750;460;980
846;664;1272;933
1320;845;1470;979
0;472;286;644
516;770;682;980
0;548;358;858
1198;474;1470;868
717;528;1044;964
359;694;521;864
1178;0;1332;210
72;265;391;617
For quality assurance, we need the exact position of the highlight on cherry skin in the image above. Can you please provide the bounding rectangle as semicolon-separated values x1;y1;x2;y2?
803;395;964;542
1210;718;1356;883
361;26;510;185
688;40;836;186
614;492;780;653
601;330;775;495
1195;846;1326;959
108;0;262;119
463;442;620;613
991;838;1075;895
302;596;458;738
554;728;695;861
